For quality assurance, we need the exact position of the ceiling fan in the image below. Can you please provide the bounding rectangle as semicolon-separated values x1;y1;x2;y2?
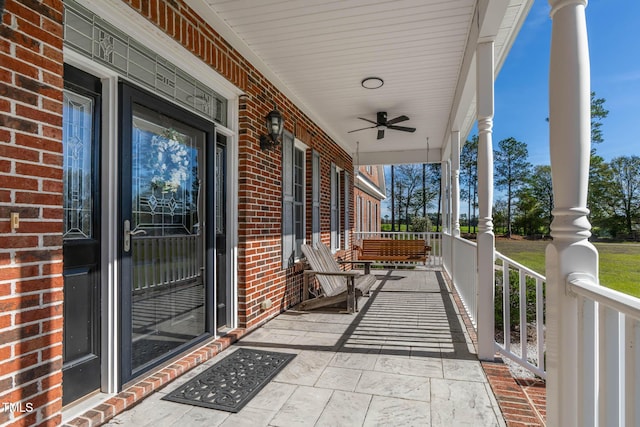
348;112;416;140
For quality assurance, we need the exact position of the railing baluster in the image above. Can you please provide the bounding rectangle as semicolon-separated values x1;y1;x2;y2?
599;304;620;427
180;235;185;280
493;251;546;379
151;237;158;289
578;295;596;427
519;269;527;365
503;261;510;350
625;317;640;426
536;277;544;372
190;234;195;279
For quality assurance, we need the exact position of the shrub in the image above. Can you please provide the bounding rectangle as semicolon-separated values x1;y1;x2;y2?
411;216;432;232
494;269;545;332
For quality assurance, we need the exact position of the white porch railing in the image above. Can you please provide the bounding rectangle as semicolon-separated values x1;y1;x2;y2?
452;235;479;327
495;251;546;379
443;234;546;379
132;234;201;291
353;231;442;267
567;274;640;426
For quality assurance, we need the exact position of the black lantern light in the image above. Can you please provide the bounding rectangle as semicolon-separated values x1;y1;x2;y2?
260;106;284;151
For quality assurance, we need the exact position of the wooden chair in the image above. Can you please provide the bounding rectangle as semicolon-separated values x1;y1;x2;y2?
300;243;376;313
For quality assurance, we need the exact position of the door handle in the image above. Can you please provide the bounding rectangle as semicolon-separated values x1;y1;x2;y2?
124;220;147;252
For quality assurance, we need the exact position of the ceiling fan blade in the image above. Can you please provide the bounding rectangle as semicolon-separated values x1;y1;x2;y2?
386;115;409;125
387;125;416;133
348;125;376;133
377;129;385;140
357;117;379;125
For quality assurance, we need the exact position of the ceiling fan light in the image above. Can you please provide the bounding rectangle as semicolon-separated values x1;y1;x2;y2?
361;77;384;89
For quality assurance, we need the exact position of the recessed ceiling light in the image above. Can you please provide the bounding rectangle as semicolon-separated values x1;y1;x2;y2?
361;77;384;89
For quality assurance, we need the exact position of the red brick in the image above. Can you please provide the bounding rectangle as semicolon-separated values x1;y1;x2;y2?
0;112;38;133
14;133;62;153
14;191;62;205
41;261;63;276
16;331;63;355
15;104;61;127
0;174;39;191
0;353;39;377
15;276;62;293
0;53;39;79
14;303;62;325
0;235;39;249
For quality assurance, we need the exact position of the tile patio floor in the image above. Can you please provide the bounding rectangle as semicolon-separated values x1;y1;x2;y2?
104;269;507;427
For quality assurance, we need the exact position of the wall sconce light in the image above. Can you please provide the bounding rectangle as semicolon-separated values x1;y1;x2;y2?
260;106;284;151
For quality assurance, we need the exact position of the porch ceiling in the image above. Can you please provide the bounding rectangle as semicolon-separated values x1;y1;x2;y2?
187;0;533;165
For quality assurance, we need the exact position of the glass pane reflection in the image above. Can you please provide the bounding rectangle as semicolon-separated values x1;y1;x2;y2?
130;104;206;371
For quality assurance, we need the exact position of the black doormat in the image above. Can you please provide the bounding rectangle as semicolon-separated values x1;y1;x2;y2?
162;348;296;412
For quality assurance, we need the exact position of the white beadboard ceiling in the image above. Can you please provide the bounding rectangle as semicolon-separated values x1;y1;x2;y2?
188;0;533;164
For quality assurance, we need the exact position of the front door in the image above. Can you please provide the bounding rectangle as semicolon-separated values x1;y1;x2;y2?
119;83;215;383
62;65;102;405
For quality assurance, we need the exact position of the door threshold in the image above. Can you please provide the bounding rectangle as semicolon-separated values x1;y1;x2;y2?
217;326;233;335
62;390;114;425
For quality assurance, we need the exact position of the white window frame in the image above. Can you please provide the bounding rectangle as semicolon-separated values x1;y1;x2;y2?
356;196;361;233
343;171;350;250
282;134;308;266
330;163;341;252
374;203;379;232
293;142;307;258
311;151;320;246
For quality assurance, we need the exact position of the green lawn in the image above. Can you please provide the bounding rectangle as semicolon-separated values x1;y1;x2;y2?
495;239;640;298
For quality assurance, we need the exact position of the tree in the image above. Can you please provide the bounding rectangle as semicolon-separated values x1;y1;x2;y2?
591;91;609;145
460;135;478;233
513;188;545;236
587;92;611;231
396;164;423;231
587;154;617;236
494;137;531;237
386;163;439;232
610;156;640;235
493;199;508;234
528;165;553;235
427;163;441;231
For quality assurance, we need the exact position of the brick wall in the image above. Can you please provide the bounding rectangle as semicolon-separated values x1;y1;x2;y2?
355;166;384;234
355;188;382;233
0;1;65;426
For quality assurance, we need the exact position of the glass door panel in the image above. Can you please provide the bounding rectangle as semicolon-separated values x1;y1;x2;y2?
62;65;102;405
129;103;207;372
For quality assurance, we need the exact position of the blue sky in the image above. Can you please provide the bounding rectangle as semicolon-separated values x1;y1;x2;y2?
493;0;640;165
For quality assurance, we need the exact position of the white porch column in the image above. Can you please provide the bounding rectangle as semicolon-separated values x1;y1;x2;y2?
546;1;597;426
440;160;449;233
451;131;461;237
476;40;495;361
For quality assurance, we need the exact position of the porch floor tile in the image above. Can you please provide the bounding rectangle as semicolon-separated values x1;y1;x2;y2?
102;269;510;427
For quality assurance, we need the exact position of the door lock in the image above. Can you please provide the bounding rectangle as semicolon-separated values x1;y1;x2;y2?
124;220;147;252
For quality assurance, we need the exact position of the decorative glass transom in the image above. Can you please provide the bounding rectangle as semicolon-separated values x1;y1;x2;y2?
63;0;227;126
